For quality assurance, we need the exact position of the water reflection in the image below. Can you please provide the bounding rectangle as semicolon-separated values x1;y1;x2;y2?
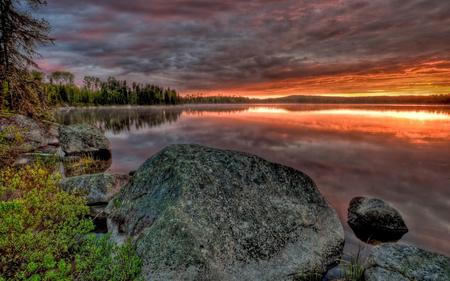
56;104;450;255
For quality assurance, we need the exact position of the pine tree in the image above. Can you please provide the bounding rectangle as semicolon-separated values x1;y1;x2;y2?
0;0;52;115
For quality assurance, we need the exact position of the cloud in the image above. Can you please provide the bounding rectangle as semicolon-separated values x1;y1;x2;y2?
37;0;450;96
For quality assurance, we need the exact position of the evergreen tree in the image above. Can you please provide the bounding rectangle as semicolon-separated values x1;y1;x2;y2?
0;0;52;115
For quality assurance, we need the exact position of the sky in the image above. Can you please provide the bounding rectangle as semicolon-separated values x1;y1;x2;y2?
36;0;450;98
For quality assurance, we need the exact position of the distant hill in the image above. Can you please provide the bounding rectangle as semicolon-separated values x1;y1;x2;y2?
259;94;450;104
182;94;450;104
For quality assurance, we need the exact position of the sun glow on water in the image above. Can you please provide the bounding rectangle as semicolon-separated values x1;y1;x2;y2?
247;107;290;114
314;109;450;121
246;106;450;121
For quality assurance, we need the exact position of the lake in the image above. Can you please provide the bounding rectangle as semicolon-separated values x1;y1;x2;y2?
56;104;450;256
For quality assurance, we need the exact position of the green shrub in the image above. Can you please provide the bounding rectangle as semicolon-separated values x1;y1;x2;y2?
0;125;24;166
0;164;93;280
0;163;142;280
74;234;142;281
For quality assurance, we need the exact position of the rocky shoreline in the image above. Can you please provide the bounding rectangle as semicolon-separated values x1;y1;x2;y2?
2;114;449;281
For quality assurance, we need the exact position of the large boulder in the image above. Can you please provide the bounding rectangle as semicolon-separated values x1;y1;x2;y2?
365;243;450;281
348;197;408;243
59;124;111;159
107;144;344;281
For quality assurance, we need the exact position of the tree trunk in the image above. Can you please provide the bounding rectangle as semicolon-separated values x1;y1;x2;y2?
0;0;12;109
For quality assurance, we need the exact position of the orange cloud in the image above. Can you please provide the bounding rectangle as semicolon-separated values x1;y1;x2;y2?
183;60;450;98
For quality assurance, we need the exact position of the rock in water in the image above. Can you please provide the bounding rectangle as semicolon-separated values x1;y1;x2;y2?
59;124;111;159
365;243;450;281
348;197;408;243
107;144;344;281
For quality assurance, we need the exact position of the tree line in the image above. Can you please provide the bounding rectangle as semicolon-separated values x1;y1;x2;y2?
182;94;251;104
0;0;180;117
42;71;180;106
180;94;450;104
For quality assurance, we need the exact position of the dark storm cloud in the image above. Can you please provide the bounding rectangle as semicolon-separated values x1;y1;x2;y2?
37;0;450;93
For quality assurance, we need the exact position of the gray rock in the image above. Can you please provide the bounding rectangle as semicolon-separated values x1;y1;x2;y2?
61;173;129;233
348;197;408;243
365;243;450;281
60;173;129;205
1;114;59;151
11;115;49;148
107;144;344;281
59;124;111;159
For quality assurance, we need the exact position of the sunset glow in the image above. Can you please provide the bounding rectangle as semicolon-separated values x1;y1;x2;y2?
315;109;450;121
37;1;450;97
247;106;450;121
186;106;450;145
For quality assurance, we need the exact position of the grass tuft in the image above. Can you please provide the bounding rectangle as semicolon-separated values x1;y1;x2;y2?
341;247;366;281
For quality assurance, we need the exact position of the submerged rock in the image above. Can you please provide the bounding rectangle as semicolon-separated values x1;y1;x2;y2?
59;124;111;159
365;243;450;281
107;144;344;281
347;197;408;243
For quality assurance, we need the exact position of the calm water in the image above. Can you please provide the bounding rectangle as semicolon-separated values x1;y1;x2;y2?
56;104;450;255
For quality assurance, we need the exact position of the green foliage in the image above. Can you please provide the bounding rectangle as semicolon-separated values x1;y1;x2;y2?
0;0;53;117
45;74;180;106
341;248;365;281
0;164;93;280
63;155;110;177
74;235;142;281
182;94;251;104
0;125;25;166
0;163;143;280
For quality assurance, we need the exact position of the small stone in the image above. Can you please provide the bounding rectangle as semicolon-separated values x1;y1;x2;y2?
347;197;408;243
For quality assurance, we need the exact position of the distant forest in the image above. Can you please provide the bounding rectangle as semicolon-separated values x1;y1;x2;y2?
184;94;450;104
42;71;180;106
259;94;450;104
29;71;450;107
